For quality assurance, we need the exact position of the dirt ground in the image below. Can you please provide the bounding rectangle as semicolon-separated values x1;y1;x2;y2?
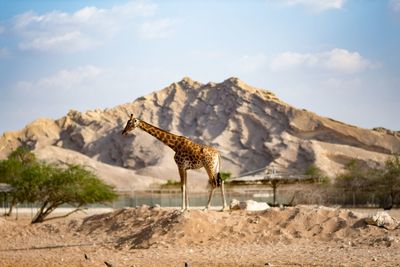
1;205;400;267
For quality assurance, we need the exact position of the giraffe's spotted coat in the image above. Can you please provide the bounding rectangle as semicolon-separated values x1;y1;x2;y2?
122;115;227;211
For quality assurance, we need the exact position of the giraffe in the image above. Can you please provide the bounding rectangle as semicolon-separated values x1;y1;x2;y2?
122;114;228;211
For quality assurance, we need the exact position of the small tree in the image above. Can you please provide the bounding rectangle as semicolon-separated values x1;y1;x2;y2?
161;179;181;188
28;164;117;223
0;147;117;223
219;171;231;182
334;160;375;206
380;155;400;208
305;164;330;184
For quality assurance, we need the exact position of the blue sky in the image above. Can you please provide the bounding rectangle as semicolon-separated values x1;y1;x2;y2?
0;0;399;134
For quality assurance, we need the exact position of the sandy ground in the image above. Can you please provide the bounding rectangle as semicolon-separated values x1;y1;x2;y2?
1;205;400;267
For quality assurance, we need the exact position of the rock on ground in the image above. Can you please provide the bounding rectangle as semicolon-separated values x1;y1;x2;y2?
365;211;400;230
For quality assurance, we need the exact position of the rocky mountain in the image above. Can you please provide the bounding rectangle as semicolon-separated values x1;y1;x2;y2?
1;77;399;190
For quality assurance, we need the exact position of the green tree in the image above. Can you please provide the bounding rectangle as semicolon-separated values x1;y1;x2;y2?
28;164;117;223
305;164;330;184
162;179;180;188
380;155;400;208
219;171;231;182
0;147;117;223
334;160;375;206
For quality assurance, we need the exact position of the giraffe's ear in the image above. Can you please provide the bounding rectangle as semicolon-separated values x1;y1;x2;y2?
130;114;133;120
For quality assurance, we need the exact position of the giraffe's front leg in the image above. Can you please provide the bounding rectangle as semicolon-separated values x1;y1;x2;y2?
184;169;189;210
181;186;185;212
179;168;188;212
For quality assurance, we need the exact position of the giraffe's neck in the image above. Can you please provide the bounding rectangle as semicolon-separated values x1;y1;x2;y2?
138;120;180;151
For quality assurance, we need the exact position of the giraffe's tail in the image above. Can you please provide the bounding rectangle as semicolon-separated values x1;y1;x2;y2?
215;153;223;187
216;172;223;187
209;173;222;188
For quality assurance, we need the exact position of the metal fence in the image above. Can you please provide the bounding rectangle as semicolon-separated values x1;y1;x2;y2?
0;188;279;212
1;186;398;216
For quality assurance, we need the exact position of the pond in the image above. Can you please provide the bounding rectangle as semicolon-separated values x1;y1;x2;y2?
111;189;276;208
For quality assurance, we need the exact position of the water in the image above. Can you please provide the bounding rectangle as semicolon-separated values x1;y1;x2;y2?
2;188;281;210
112;189;274;208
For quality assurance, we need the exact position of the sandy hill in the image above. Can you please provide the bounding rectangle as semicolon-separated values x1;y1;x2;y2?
1;77;399;190
76;206;399;250
0;206;399;266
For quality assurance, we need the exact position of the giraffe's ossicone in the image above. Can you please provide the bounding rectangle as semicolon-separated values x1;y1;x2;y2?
122;114;228;211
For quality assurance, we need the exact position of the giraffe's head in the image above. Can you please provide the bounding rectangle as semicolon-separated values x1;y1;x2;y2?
122;114;140;135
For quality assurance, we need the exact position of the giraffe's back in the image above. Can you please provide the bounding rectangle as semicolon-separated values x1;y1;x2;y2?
174;137;219;170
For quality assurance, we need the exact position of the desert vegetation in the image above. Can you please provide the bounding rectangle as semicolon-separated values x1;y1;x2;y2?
334;156;400;208
0;147;117;223
291;156;400;208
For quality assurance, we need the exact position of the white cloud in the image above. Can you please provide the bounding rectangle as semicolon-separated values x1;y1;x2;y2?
270;48;375;73
390;0;400;13
270;52;317;71
12;0;161;52
324;49;373;73
274;0;345;12
137;18;176;39
18;31;98;53
16;65;104;91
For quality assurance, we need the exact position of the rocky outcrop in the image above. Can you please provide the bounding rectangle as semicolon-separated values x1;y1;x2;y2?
372;127;400;138
1;77;399;190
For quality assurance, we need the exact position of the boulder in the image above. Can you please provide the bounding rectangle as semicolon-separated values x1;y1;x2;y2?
230;199;270;211
365;211;399;230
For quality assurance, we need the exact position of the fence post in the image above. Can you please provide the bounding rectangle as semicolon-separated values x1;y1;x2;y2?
2;193;5;216
134;190;137;207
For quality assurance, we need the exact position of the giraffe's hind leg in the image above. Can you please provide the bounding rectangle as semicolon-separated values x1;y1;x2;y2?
204;169;228;211
202;150;228;211
205;185;215;211
203;161;217;211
